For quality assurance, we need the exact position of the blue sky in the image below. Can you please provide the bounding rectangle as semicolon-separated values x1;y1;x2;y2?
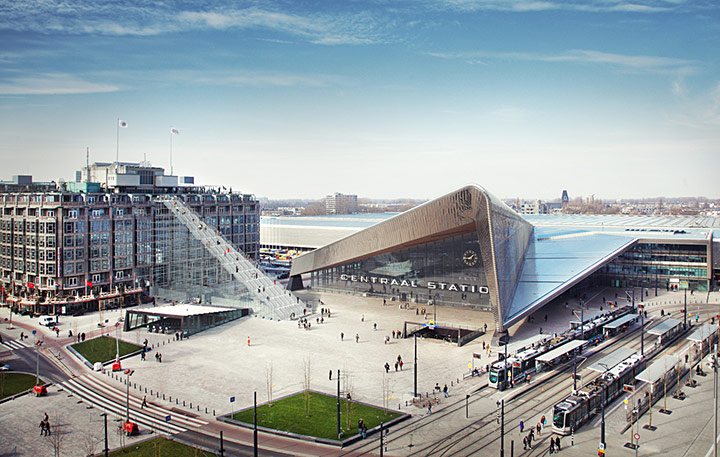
1;0;718;200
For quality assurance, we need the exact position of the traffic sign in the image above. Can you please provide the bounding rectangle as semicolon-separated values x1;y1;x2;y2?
623;384;634;393
634;433;640;441
473;353;482;359
32;330;36;335
165;415;171;422
230;396;235;403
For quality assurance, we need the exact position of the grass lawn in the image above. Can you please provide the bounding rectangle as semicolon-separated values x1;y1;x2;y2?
71;335;143;364
231;391;402;440
109;437;216;456
0;373;41;400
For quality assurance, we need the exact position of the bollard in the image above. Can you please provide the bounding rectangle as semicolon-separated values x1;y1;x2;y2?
150;389;153;395
213;409;216;416
205;407;208;414
145;387;147;393
176;399;179;404
183;400;185;406
197;405;200;411
156;391;159;398
163;394;165;400
190;402;192;408
169;396;172;402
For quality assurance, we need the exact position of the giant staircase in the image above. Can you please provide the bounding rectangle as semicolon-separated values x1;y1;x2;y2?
159;196;306;320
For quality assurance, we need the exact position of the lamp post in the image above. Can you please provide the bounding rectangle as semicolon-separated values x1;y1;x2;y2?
337;369;341;439
499;399;505;457
125;369;134;423
598;362;610;452
414;333;418;397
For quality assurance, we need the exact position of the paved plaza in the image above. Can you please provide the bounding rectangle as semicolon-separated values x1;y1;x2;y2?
0;287;718;456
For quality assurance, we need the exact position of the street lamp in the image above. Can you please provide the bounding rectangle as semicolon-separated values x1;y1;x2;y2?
598;362;610;452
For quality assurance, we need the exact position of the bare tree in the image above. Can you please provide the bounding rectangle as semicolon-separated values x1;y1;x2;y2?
342;369;354;430
265;363;274;407
302;358;312;417
48;410;66;457
82;430;100;457
382;372;393;410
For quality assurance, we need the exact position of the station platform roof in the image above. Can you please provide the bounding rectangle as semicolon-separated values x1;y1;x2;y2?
569;310;605;325
636;354;679;384
503;334;550;355
588;347;636;373
687;323;718;342
604;314;639;330
132;304;235;317
536;340;585;363
647;318;682;336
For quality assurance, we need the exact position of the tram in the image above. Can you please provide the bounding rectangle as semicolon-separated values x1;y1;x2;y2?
488;305;633;389
552;352;645;435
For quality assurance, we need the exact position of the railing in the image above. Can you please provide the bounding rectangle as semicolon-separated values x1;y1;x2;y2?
158;196;305;320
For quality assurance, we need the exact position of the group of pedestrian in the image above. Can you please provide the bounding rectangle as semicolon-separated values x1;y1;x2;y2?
154;352;163;363
75;332;86;343
549;436;562;453
297;318;312;330
39;413;51;436
357;418;367;438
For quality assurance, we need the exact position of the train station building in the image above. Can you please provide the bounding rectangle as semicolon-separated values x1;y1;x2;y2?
286;185;718;340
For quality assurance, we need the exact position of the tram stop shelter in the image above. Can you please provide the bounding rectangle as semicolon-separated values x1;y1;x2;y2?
124;304;249;336
603;314;639;337
635;354;679;401
500;334;551;356
569;310;604;329
687;323;719;360
535;339;585;373
647;318;683;348
588;347;636;373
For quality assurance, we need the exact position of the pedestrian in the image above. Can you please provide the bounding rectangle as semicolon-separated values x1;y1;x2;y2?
550;437;555;454
443;384;449;398
519;420;524;433
385;362;390;373
361;314;364;322
355;333;359;343
362;423;367;439
427;402;432;414
55;328;59;338
45;420;51;436
141;351;145;361
395;361;398;371
392;330;396;338
541;415;546;426
340;332;344;341
40;419;47;436
537;422;541;436
141;396;147;408
399;360;403;370
247;336;250;346
81;332;86;342
329;370;333;380
155;352;159;362
523;435;528;450
555;436;561;450
527;432;533;448
358;418;364;436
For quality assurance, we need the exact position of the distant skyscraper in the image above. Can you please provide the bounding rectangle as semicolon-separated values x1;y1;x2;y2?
561;190;569;206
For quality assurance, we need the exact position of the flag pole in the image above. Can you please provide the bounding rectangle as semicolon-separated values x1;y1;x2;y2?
170;127;173;176
116;118;120;169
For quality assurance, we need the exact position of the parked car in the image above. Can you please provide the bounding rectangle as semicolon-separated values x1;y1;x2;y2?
38;315;56;327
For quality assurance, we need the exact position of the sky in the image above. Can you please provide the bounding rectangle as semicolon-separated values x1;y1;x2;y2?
0;0;718;201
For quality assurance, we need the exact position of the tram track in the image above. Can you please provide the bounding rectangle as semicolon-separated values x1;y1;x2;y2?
345;315;647;456
346;310;701;456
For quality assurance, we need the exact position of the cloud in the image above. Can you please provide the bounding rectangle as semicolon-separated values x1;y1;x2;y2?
0;74;119;95
0;2;386;45
433;0;680;13
427;49;698;74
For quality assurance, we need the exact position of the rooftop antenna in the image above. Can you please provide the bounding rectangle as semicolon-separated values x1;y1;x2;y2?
86;147;90;183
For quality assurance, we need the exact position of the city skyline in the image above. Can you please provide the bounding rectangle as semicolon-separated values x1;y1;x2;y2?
1;0;718;200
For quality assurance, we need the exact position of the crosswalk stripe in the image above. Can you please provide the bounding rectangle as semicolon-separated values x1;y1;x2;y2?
0;339;29;351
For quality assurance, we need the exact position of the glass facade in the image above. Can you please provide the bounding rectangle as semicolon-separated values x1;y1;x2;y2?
310;232;492;309
599;242;710;291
